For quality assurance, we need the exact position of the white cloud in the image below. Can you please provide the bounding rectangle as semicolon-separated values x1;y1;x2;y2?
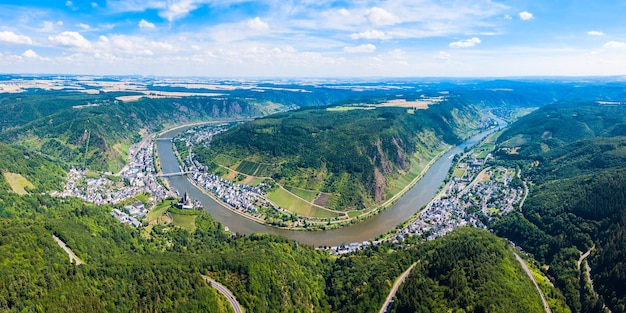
366;7;400;26
48;31;92;49
0;31;33;45
139;19;156;29
351;30;391;40
91;2;98;8
161;0;197;22
437;51;451;60
449;37;481;48
587;31;605;36
22;49;39;58
78;23;91;30
504;14;512;20
344;43;377;53
337;8;350;16
603;41;626;48
247;17;269;31
95;35;177;56
519;11;534;21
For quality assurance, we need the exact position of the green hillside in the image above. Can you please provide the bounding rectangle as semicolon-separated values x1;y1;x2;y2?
0;92;262;172
490;101;626;313
195;99;483;211
0;182;563;312
392;228;544;313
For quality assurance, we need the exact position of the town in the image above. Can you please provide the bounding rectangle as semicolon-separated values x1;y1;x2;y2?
329;142;526;255
174;124;279;221
53;136;175;227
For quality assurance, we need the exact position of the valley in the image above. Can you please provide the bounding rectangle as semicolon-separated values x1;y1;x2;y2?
1;76;625;312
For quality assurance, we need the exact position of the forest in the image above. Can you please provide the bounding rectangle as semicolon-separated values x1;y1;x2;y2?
0;182;555;312
490;101;626;312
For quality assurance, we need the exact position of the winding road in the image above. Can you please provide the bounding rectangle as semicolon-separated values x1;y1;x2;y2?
203;275;243;313
513;252;551;313
379;262;417;313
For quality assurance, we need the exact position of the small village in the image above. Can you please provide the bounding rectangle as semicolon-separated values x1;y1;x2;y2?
176;124;277;219
330;141;525;255
54;137;175;227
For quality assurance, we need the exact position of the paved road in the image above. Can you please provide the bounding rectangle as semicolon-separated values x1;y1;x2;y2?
52;235;84;265
203;275;243;313
577;245;595;269
379;262;417;313
513;252;551;313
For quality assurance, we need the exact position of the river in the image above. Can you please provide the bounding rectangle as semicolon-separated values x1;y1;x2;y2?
157;118;506;246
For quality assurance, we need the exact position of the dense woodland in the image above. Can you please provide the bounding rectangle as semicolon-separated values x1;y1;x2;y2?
490;102;626;312
0;181;554;312
195;100;482;210
2;80;626;312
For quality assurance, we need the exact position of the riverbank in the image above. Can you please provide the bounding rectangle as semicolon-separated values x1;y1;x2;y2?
167;122;472;231
156;119;504;246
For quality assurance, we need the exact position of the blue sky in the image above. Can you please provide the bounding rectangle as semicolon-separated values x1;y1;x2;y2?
0;0;625;77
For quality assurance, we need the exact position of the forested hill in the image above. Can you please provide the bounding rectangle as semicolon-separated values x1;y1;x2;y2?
195;99;483;210
0;184;555;312
391;228;545;313
490;101;626;312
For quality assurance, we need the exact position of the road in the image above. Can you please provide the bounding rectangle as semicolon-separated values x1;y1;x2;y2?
52;235;84;265
577;245;595;269
513;252;551;313
379;262;417;313
203;275;243;313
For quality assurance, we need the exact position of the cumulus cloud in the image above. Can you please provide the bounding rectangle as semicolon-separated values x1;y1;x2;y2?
603;41;626;48
0;31;33;45
247;17;269;31
366;7;400;26
337;8;350;16
519;11;534;21
78;23;90;29
350;30;391;40
48;31;92;49
22;49;40;58
161;0;197;22
449;37;481;48
344;43;376;53
139;19;156;29
587;31;605;36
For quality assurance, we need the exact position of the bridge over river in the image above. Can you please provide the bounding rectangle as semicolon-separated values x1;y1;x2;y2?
155;118;506;246
157;171;192;178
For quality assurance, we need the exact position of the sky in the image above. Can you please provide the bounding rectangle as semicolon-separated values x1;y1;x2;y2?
0;0;625;77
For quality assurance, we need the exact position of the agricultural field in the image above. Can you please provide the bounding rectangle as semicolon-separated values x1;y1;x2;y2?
235;160;271;177
170;213;198;232
267;187;341;219
284;186;318;202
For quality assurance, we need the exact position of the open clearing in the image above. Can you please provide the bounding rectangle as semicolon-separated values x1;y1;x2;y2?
3;172;35;195
267;187;341;219
170;213;197;232
148;200;173;223
285;186;318;202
